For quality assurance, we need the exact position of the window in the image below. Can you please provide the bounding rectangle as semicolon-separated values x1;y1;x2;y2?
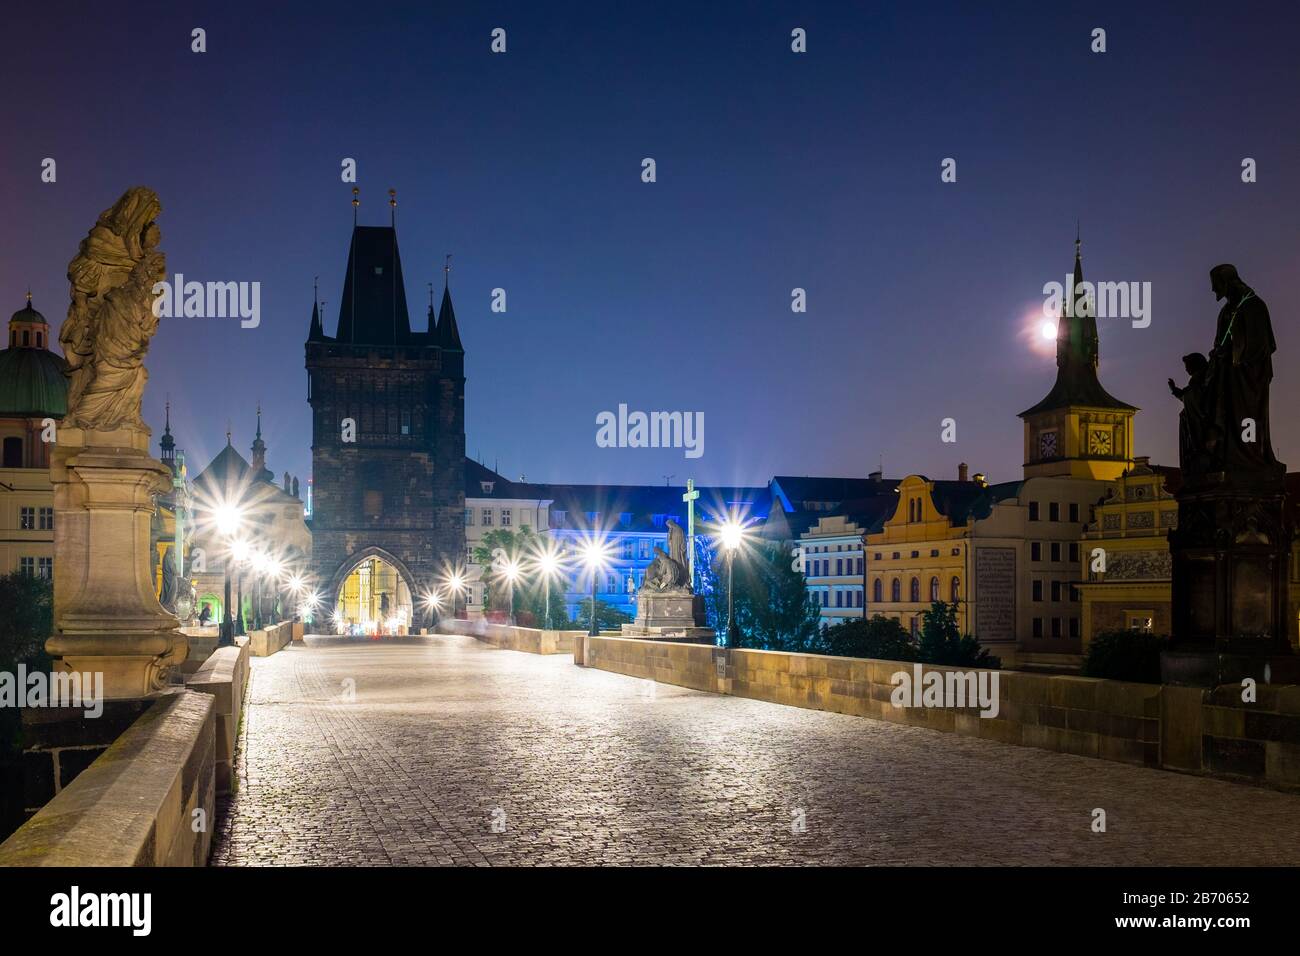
1069;618;1080;639
930;576;940;601
836;559;843;575
930;549;939;558
1051;617;1062;638
520;512;531;526
821;590;829;607
400;410;411;435
1069;543;1080;563
950;576;960;602
551;510;567;528
2;437;21;468
951;547;960;556
873;579;883;602
1032;617;1043;638
1032;580;1043;602
891;579;901;602
1029;502;1040;521
1069;503;1079;523
501;509;512;527
856;591;863;608
37;557;52;579
638;540;649;559
482;508;493;526
39;508;53;531
619;512;632;527
1031;542;1041;562
892;552;900;560
623;540;634;559
19;556;34;576
835;591;842;608
20;507;35;530
856;558;863;575
1049;502;1060;522
1051;581;1061;602
909;578;920;602
464;508;474;526
1050;542;1061;562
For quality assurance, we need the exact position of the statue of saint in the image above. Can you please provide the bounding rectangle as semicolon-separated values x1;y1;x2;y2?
60;187;165;433
1168;352;1214;477
643;519;690;592
1205;265;1280;476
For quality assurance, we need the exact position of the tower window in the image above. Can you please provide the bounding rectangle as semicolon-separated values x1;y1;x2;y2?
363;490;383;517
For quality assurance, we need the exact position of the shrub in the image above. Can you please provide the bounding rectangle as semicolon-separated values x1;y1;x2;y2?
821;615;916;662
916;601;1001;669
1082;629;1169;684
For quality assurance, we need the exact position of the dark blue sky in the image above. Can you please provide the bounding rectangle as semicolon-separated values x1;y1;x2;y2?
4;1;1299;489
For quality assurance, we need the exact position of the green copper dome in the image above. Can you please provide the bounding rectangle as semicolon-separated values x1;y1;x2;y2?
10;303;47;325
0;346;68;417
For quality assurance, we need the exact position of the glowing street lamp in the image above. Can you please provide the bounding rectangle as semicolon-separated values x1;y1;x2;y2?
532;544;565;629
501;557;522;625
212;503;246;647
581;538;611;637
718;518;746;647
443;570;467;620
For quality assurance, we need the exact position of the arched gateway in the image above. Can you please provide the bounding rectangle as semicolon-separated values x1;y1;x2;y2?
328;547;417;634
305;215;467;633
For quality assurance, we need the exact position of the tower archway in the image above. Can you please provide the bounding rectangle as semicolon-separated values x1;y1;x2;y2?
327;546;417;635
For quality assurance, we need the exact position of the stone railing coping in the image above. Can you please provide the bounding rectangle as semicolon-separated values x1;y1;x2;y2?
0;690;215;867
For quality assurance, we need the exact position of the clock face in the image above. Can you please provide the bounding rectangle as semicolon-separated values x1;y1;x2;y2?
1038;431;1058;458
1089;428;1113;455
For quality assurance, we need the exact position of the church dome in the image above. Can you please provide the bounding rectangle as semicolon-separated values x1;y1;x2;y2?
10;302;47;326
0;346;69;417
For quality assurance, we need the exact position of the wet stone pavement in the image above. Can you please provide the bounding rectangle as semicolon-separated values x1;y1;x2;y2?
209;635;1300;866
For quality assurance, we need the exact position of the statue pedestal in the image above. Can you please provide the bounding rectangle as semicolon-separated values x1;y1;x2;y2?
628;590;715;643
45;427;187;700
1164;469;1294;686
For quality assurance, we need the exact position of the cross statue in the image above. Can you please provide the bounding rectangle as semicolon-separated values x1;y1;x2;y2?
682;478;699;589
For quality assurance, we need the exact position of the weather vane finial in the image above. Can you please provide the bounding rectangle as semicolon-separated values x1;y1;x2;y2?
351;186;360;225
388;188;396;227
444;254;452;288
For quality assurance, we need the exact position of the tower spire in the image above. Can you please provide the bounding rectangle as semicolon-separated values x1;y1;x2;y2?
352;186;359;226
389;188;396;227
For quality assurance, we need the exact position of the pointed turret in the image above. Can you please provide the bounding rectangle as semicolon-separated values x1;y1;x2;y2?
335;225;411;346
436;283;462;351
250;405;273;484
160;400;176;468
308;297;324;342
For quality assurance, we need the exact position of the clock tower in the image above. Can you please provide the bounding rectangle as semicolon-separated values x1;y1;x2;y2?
1019;236;1136;480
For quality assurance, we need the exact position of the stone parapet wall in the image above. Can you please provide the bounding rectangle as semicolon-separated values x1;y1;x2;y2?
438;618;577;655
0;690;216;867
187;642;251;794
582;636;1300;791
249;621;293;657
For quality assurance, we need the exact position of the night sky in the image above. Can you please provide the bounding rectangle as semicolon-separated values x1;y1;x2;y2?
4;1;1299;489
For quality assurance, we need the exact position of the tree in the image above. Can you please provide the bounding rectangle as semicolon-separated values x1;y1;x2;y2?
916;601;1000;668
707;538;822;651
471;526;567;627
1082;629;1167;684
571;597;632;631
0;571;53;673
822;615;916;661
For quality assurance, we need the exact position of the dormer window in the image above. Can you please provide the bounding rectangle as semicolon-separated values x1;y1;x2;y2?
480;480;494;494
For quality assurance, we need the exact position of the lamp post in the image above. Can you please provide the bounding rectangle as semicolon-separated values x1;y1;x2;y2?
232;539;249;637
534;546;562;629
214;504;245;647
444;571;466;620
583;540;607;637
719;520;745;648
251;551;268;630
502;558;520;625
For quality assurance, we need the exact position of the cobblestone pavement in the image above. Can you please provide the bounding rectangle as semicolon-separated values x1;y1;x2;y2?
210;635;1300;866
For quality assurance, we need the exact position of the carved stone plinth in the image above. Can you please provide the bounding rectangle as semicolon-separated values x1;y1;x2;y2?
45;426;187;699
1164;470;1293;686
635;589;701;629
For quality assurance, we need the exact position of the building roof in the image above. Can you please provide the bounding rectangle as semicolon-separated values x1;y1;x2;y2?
1020;238;1136;416
333;225;412;346
925;478;1024;525
0;346;67;418
769;474;898;512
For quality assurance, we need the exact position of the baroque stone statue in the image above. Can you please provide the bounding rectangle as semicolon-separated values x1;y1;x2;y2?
60;187;165;433
642;519;690;592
